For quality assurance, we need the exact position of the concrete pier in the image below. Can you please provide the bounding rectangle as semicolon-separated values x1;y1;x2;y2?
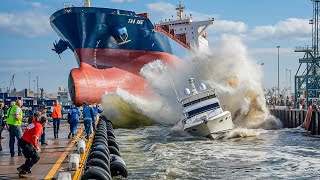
0;122;86;179
270;109;320;134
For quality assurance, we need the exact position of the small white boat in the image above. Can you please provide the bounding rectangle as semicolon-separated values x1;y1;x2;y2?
180;78;234;139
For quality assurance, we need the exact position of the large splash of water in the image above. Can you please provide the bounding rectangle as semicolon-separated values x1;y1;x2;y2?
100;35;282;130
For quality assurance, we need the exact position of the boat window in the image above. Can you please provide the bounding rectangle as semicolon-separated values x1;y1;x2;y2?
182;94;216;107
187;102;220;118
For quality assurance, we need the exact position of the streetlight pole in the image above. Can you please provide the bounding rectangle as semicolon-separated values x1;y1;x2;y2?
289;69;292;94
286;68;288;90
277;46;280;99
28;72;30;92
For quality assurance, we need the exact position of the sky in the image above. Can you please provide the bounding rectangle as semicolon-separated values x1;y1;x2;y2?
0;0;313;94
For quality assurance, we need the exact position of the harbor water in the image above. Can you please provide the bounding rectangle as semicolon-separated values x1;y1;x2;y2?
115;126;320;179
100;35;319;179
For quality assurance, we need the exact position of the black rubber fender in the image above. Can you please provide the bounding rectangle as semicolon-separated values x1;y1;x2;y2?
107;127;114;132
87;150;110;162
107;136;116;141
97;122;107;127
97;127;107;131
91;145;110;159
91;141;108;149
105;119;113;125
98;120;106;125
86;158;111;175
94;134;108;141
107;130;116;139
96;129;107;135
95;131;108;138
106;122;113;127
108;146;120;156
81;166;112;180
110;154;128;178
107;138;119;151
97;125;107;130
92;139;108;147
99;115;108;121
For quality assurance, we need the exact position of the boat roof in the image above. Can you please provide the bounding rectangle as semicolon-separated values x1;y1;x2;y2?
180;89;216;106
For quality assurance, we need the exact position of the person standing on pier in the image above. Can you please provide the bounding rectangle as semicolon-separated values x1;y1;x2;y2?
17;116;47;176
40;105;48;145
92;103;102;131
6;100;23;157
67;104;80;139
52;100;62;139
82;102;94;139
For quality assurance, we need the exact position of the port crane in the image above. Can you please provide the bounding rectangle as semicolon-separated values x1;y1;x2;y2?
6;74;16;95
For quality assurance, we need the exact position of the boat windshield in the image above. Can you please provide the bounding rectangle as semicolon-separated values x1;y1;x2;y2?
187;102;220;118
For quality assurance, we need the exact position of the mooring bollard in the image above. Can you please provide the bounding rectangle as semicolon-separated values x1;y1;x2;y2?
78;139;86;154
68;153;80;170
57;172;72;180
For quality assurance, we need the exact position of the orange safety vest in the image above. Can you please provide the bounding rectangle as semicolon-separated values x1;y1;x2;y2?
52;104;62;118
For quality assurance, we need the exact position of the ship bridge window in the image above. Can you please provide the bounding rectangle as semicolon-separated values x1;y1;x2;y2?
187;102;220;118
183;94;216;107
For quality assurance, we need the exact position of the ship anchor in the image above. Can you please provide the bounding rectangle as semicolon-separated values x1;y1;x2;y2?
114;27;131;45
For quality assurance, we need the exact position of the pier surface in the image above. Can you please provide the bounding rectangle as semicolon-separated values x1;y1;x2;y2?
0;121;85;180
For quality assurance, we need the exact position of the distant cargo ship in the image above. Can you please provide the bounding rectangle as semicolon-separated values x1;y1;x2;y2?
50;0;214;106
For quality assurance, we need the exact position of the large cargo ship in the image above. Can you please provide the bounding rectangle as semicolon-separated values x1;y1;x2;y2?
50;0;214;106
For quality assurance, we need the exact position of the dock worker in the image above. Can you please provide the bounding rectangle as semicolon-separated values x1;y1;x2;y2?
6;100;23;157
82;102;94;139
17;116;47;176
92;103;102;131
67;104;80;139
52;100;62;139
39;105;48;145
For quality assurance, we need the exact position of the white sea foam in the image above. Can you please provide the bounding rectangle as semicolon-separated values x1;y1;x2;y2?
101;34;282;132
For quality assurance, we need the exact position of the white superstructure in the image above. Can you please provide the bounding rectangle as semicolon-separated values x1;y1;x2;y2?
155;2;214;51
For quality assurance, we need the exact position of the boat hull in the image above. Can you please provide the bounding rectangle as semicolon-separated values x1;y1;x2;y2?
184;111;234;139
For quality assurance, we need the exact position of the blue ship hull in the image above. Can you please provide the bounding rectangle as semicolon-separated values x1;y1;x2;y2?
50;6;190;105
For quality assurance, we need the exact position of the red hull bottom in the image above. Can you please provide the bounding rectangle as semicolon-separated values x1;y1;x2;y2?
69;62;153;106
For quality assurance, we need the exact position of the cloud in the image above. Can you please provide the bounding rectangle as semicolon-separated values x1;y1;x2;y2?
250;18;311;41
214;20;247;34
0;59;48;73
0;11;52;38
30;2;48;9
147;2;176;18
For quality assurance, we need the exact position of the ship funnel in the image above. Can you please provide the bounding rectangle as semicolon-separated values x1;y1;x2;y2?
189;78;198;94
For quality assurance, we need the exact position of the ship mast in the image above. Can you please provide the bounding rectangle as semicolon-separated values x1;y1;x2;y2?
176;1;185;20
86;0;90;7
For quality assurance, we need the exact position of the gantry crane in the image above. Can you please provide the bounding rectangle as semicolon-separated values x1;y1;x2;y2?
295;0;320;107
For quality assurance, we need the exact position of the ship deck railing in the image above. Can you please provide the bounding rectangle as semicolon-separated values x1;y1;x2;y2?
154;26;190;50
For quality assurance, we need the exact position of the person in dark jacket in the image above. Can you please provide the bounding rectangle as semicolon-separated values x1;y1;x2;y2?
82;102;94;139
67;105;80;139
92;103;103;131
